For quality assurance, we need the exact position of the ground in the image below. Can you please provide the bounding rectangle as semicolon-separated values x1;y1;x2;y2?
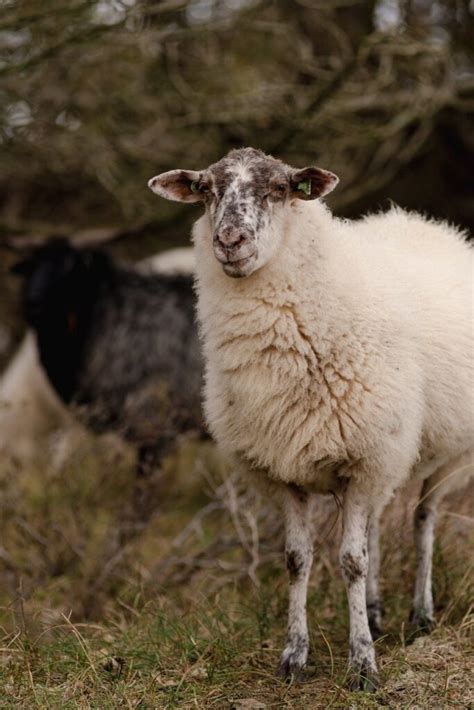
0;435;472;709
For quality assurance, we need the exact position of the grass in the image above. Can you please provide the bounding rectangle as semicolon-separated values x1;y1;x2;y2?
0;434;472;708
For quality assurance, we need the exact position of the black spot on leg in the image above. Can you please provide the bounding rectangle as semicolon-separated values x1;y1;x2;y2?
341;551;364;585
416;508;429;523
286;549;304;582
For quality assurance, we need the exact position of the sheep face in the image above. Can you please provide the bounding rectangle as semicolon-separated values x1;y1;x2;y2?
148;147;339;278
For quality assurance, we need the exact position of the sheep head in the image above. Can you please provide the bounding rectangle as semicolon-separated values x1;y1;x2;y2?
148;147;339;278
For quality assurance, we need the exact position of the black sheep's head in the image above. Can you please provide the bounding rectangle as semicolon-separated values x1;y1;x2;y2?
11;238;107;330
11;238;111;402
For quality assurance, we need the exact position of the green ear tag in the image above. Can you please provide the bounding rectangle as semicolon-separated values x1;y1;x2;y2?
190;181;199;193
297;179;311;196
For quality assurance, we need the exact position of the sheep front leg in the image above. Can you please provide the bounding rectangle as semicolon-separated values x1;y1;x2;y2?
340;482;379;691
276;484;313;680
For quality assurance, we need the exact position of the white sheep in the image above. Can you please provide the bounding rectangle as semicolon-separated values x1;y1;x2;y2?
139;246;195;276
148;147;473;689
0;331;78;463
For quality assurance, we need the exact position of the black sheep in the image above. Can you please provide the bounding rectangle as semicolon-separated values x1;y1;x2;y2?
12;239;205;472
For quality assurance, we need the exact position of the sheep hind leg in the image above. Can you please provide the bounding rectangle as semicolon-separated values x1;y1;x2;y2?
411;477;437;632
276;484;314;681
366;514;383;640
340;480;378;692
411;450;473;633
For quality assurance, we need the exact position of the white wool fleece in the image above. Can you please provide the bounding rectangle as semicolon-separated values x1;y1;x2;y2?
193;200;473;504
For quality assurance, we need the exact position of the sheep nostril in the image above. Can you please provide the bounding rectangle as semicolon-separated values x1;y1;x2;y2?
215;232;248;249
227;235;247;249
214;236;226;251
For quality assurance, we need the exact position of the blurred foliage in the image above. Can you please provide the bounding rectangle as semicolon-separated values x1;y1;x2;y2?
0;0;473;243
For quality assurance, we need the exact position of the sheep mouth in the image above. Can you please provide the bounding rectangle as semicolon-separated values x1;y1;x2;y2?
222;254;256;278
213;243;256;264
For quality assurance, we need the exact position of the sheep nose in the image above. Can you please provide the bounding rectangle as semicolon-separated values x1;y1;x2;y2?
215;227;247;250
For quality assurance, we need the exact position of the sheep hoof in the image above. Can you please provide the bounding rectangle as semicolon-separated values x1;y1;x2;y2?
348;665;380;693
409;610;435;638
275;662;307;683
275;654;307;682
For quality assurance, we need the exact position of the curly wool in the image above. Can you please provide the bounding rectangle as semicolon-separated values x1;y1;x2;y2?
194;200;473;500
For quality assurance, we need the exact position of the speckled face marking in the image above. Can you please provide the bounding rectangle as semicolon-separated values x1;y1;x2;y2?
148;147;339;278
203;149;292;277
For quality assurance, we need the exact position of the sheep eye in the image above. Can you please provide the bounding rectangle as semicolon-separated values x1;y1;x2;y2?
274;183;287;193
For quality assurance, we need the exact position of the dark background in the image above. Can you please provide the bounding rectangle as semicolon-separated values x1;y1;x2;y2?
1;0;473;363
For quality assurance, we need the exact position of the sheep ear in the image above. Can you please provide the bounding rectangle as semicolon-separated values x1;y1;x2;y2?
290;167;339;200
148;169;205;203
